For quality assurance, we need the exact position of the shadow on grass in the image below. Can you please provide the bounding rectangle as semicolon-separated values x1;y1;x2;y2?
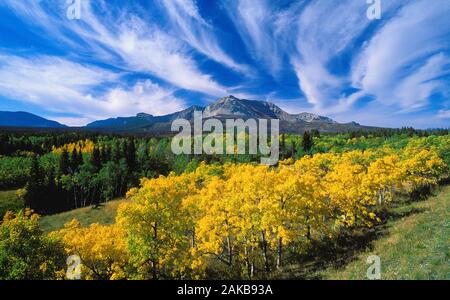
281;195;430;279
91;203;105;210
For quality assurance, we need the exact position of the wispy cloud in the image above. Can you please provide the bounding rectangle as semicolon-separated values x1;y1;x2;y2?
290;0;370;110
224;0;284;76
158;0;251;74
0;55;185;125
230;0;450;123
437;109;450;120
0;0;449;128
2;0;228;96
351;0;450;111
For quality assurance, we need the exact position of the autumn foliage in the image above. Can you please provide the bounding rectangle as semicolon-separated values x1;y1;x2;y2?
1;134;448;280
48;142;448;280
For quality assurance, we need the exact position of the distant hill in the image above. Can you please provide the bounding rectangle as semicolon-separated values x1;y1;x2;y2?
0;111;67;128
87;95;374;134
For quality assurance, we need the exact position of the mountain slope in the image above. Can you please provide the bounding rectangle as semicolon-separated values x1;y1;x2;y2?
87;95;373;133
0;111;66;128
87;113;155;130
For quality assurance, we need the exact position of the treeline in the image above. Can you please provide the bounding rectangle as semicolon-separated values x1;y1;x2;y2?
0;131;99;156
1;126;447;156
337;127;449;139
2;130;450;215
22;138;171;214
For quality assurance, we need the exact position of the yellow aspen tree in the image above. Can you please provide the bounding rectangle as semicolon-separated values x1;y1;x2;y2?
116;173;198;279
53;220;128;280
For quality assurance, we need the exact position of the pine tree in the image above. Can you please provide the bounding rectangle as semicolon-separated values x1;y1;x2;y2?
112;141;122;162
59;148;70;175
311;129;320;139
302;131;313;153
91;146;101;172
101;145;111;163
125;139;136;172
291;140;296;158
280;134;286;159
77;149;84;167
70;148;78;173
25;155;44;211
45;165;59;214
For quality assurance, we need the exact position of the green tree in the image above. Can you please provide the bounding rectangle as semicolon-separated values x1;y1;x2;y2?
91;146;102;172
0;210;66;280
24;155;45;211
59;148;70;175
125;139;137;172
302;131;313;153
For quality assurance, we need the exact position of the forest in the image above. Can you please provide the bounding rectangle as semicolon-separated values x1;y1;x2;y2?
0;127;449;279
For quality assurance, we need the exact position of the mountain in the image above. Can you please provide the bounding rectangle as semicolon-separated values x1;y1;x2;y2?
0;111;67;128
202;96;338;124
86;113;155;130
86;95;372;133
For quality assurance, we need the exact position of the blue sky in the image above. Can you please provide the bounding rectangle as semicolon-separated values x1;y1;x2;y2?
0;0;449;128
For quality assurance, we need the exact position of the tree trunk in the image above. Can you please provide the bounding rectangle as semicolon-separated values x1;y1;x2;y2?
244;246;252;279
227;235;233;266
276;237;282;270
261;231;270;272
191;228;196;248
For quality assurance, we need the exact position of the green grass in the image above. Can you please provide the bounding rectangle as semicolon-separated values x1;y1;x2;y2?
0;189;24;219
316;185;450;280
39;199;127;233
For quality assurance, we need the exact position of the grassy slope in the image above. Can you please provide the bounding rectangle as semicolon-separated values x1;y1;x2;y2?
318;185;449;280
39;199;126;233
0;189;24;219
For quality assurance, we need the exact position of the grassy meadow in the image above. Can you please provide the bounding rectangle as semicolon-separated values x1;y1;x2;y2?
0;189;24;219
319;185;449;280
39;198;126;233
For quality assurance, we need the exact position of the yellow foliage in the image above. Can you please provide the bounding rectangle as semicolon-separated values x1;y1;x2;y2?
52;139;96;154
116;173;199;279
52;220;128;280
47;143;449;280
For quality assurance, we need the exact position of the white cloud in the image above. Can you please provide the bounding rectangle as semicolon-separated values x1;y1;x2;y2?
437;110;450;120
268;0;450;124
224;0;283;76
100;80;186;117
290;0;374;110
1;0;449;128
351;0;450;111
0;55;117;110
159;0;251;74
49;116;92;127
0;55;186;125
2;0;228;96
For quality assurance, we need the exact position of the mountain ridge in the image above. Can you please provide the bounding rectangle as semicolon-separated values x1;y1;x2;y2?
0;96;371;133
86;95;369;133
0;111;67;128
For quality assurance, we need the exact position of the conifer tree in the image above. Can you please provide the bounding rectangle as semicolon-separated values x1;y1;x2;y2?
302;131;313;153
59;148;70;175
70;148;79;173
25;155;44;211
91;146;102;172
